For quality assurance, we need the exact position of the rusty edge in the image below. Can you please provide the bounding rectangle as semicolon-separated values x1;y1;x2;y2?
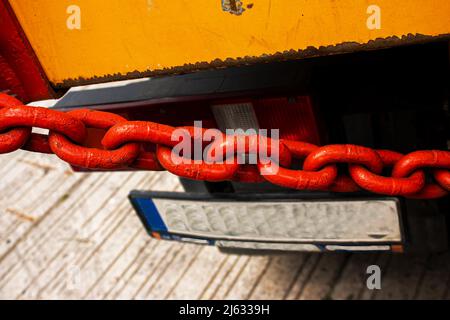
55;33;450;89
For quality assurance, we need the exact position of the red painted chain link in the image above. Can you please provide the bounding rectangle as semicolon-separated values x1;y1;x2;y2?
0;94;32;153
0;93;448;199
49;109;140;169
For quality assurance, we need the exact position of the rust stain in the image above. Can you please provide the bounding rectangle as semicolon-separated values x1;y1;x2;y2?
6;208;36;222
222;0;245;16
18;158;56;173
59;237;96;244
54;33;450;89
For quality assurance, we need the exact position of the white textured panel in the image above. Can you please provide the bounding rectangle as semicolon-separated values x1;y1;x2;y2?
152;199;402;243
212;102;259;131
216;241;322;252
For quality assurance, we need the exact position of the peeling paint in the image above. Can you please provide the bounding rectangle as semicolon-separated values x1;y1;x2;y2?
222;0;245;16
54;33;450;89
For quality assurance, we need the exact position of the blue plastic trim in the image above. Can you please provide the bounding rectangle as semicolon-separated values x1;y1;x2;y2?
132;198;168;233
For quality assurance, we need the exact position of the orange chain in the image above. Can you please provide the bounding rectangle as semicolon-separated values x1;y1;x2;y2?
0;93;449;199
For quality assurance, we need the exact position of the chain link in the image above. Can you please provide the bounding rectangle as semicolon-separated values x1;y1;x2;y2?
0;93;448;199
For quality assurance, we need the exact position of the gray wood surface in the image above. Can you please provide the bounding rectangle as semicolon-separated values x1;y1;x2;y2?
1;151;449;299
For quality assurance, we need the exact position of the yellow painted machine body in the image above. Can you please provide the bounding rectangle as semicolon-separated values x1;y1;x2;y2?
8;0;450;87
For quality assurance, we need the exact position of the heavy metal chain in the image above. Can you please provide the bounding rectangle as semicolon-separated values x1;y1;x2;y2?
0;93;449;199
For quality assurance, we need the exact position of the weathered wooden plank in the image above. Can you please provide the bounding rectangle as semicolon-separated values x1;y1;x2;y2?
165;247;228;300
199;254;241;300
112;240;180;299
0;153;52;242
221;256;272;300
38;205;140;299
142;244;204;299
82;231;150;299
249;254;309;300
283;253;320;299
0;163;84;259
414;253;450;300
131;242;187;299
330;253;379;300
371;254;429;300
0;172;134;298
209;256;251;299
16;172;154;299
296;253;348;300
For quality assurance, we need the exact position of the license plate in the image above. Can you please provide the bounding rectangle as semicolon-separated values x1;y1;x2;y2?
129;192;404;252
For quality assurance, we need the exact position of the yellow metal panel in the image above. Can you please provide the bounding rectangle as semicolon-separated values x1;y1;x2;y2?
8;0;450;86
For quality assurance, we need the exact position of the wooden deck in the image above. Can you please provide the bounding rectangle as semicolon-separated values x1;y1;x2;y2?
1;150;450;300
